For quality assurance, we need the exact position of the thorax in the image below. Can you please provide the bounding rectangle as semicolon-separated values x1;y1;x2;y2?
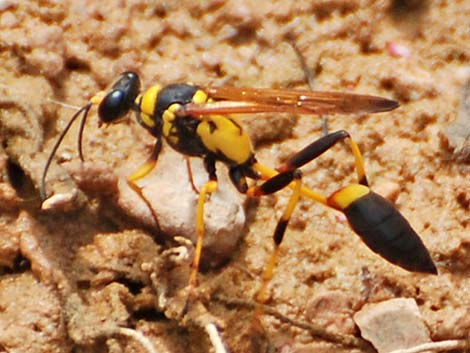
137;83;254;165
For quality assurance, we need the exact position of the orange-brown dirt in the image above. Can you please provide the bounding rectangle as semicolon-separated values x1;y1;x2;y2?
0;1;470;352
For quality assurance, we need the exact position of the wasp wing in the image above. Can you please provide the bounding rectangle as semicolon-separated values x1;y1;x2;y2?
176;86;399;117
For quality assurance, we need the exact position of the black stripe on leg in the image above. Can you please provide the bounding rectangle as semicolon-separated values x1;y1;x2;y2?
259;171;295;195
286;130;349;169
274;219;289;245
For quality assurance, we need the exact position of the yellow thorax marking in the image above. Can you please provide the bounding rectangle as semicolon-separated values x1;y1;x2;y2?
197;114;253;164
162;103;181;142
139;84;162;128
192;89;208;104
162;88;209;144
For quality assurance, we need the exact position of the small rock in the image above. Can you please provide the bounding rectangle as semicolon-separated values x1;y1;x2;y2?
117;148;247;268
386;41;411;59
41;192;77;211
354;298;431;353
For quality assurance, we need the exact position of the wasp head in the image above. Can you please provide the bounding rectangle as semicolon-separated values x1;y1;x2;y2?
97;71;141;124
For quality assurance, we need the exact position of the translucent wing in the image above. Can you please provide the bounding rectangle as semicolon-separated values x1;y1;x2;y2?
176;86;399;117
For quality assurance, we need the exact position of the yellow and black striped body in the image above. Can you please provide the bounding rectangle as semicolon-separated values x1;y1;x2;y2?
40;71;436;295
136;83;255;167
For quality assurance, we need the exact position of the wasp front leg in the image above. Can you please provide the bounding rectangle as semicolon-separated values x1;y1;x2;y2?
126;139;163;226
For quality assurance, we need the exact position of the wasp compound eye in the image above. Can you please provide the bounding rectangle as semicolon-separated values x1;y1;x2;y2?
98;71;141;123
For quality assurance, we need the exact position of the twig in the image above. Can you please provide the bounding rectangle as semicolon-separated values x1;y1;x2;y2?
205;323;232;353
114;327;158;353
388;339;470;353
187;301;231;353
287;34;315;89
213;294;371;350
288;36;329;135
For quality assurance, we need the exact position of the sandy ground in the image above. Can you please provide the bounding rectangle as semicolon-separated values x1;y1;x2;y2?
1;1;470;352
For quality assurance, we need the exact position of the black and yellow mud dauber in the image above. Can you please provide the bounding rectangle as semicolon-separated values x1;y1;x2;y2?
40;71;437;303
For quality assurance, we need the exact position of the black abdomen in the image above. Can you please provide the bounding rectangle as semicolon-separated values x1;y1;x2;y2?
344;192;437;274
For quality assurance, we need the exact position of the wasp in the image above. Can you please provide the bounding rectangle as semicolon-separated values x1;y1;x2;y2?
40;72;437;301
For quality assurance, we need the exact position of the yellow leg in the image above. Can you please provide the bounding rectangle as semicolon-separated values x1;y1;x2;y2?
189;179;218;287
127;158;157;194
126;139;161;191
256;246;281;305
125;158;161;227
128;159;157;184
125;140;162;225
255;177;302;305
348;137;368;186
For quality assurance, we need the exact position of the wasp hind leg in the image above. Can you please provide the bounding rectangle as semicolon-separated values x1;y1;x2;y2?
246;130;368;302
249;130;436;310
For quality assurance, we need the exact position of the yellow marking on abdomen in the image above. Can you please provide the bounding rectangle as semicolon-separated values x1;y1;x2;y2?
328;184;370;210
